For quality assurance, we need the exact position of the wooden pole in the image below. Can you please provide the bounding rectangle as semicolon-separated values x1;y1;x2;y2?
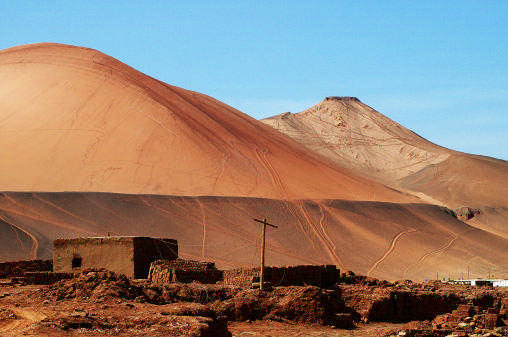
260;221;266;290
253;218;278;290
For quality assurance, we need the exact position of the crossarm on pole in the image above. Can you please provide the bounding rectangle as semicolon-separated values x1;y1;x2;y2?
253;218;278;228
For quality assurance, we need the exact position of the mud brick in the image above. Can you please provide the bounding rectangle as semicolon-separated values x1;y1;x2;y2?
0;260;52;278
13;271;73;285
448;314;461;324
483;313;499;329
149;259;222;284
334;313;354;329
222;265;339;288
456;304;473;315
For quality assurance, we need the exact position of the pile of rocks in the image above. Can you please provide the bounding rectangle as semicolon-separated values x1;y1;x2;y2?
39;269;146;302
211;285;351;328
387;300;508;337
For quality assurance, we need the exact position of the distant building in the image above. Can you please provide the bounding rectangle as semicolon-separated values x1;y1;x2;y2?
447;279;508;287
53;237;178;279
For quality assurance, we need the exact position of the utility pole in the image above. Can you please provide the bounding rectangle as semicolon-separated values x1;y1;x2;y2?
253;218;278;290
467;265;470;279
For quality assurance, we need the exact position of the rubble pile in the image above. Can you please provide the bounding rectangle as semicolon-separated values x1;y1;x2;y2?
36;306;231;337
141;282;238;304
341;278;505;324
2;265;507;336
212;286;352;328
385;298;508;336
39;269;146;302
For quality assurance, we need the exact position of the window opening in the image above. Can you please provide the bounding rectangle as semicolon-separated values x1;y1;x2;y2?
72;256;82;269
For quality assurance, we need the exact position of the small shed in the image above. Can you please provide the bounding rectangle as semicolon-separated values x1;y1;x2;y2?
53;236;178;279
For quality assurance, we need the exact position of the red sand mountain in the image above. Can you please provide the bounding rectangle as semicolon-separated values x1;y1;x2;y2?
0;44;507;280
262;97;508;238
0;43;407;202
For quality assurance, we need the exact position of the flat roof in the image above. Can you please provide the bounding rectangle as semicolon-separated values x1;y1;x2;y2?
53;237;176;246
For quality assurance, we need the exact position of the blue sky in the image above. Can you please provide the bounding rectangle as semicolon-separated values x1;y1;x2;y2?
1;1;507;160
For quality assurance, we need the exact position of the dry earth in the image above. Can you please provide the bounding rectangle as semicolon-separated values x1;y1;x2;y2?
1;270;507;337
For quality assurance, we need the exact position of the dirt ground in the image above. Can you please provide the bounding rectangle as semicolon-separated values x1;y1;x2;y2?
229;321;404;337
1;271;507;337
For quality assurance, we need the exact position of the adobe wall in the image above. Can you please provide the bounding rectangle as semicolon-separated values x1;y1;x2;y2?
53;237;135;277
222;265;340;288
12;272;74;285
149;259;222;284
222;267;260;287
150;261;340;288
133;238;178;279
0;260;52;278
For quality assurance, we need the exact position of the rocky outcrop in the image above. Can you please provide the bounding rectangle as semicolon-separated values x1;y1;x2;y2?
455;206;481;221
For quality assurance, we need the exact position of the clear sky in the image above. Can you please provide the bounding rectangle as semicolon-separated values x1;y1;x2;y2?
1;1;507;160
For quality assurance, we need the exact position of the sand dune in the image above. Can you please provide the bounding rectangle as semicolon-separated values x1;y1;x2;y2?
2;192;507;281
0;43;506;280
0;44;408;202
262;97;508;236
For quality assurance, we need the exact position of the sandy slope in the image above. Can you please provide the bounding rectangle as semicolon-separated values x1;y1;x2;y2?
0;44;408;202
262;97;508;236
1;192;507;281
0;43;506;280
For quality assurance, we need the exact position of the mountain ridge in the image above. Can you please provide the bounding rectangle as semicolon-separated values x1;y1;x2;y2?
262;97;508;237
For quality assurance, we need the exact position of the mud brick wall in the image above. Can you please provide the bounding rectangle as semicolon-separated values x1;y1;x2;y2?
12;271;74;285
149;259;222;284
268;265;339;288
150;262;340;287
222;267;260;287
500;298;508;318
172;269;223;284
222;265;340;288
162;258;216;271
0;260;52;278
483;313;500;329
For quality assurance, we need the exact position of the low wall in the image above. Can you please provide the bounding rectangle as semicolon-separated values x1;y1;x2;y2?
162;258;216;271
222;265;340;288
0;260;52;278
222;267;260;287
149;259;223;284
12;272;74;285
149;260;340;288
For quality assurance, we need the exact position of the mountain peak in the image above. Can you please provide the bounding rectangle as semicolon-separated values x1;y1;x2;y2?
324;96;360;102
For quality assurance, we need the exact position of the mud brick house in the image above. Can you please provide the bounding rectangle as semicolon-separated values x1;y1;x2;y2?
53;237;178;278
